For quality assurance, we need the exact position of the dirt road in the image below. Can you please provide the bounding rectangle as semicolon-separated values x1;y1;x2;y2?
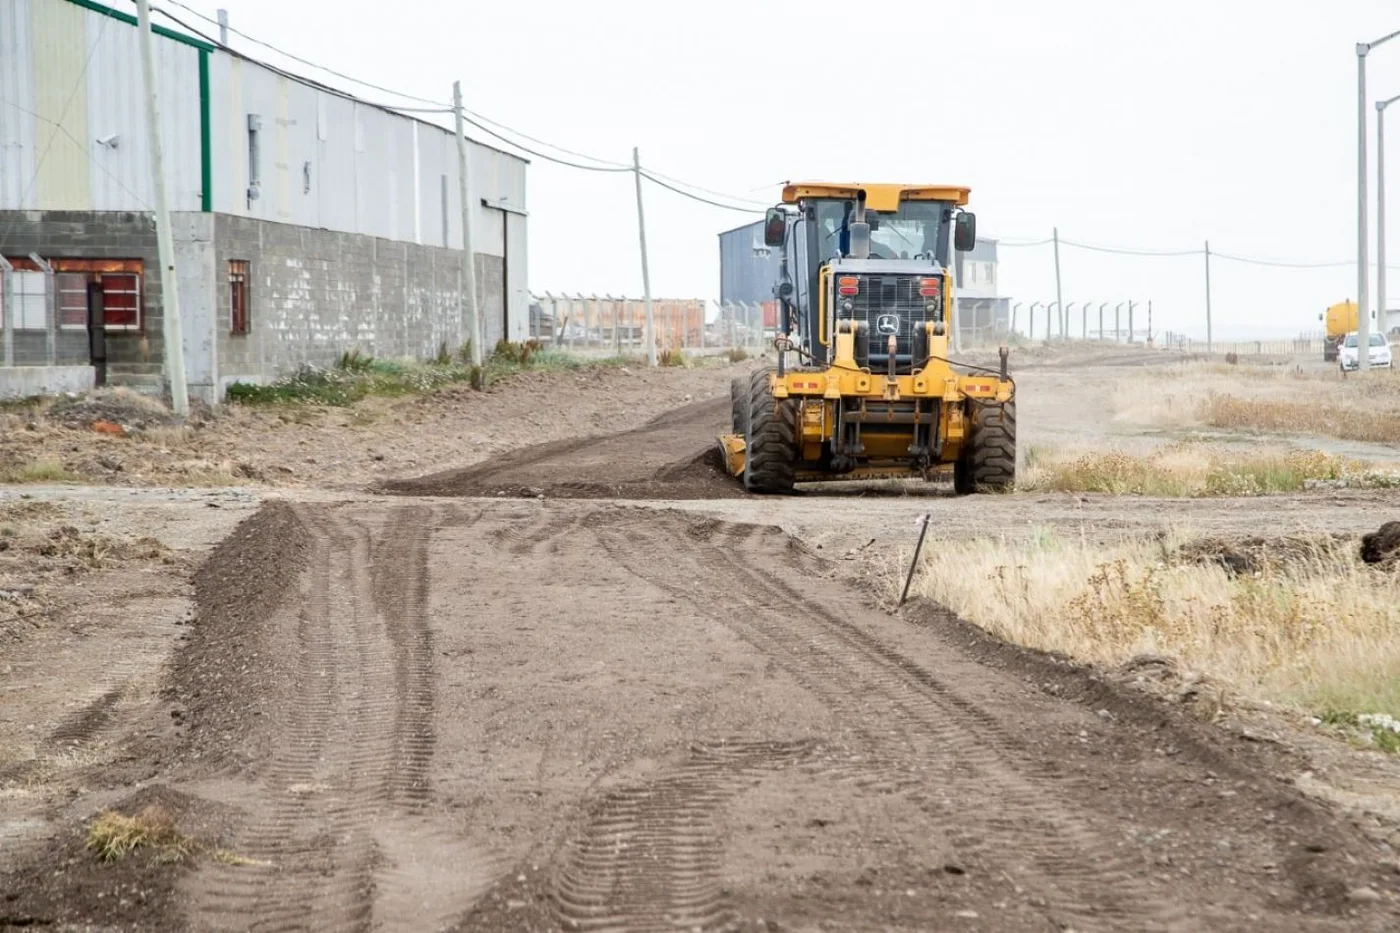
5;350;1400;931
16;498;1393;931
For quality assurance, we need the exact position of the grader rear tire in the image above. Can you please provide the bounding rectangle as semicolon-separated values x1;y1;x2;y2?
959;399;1016;493
743;369;798;493
730;376;747;434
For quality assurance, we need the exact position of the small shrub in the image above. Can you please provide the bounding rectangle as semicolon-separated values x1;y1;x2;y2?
659;348;688;368
456;339;474;365
490;339;545;365
1319;710;1400;754
434;340;452;366
725;347;750;363
337;348;375;372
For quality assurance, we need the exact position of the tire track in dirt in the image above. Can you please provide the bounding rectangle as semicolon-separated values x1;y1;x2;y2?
182;503;443;932
553;740;816;933
591;512;1192;933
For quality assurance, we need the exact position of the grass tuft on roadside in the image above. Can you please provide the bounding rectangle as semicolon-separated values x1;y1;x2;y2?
900;527;1400;743
0;459;77;484
224;340;646;406
86;805;196;863
1020;443;1400;497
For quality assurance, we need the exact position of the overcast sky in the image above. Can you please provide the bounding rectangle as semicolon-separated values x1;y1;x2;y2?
160;0;1400;341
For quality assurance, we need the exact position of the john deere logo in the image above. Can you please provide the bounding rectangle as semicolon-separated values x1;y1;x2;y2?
875;314;900;336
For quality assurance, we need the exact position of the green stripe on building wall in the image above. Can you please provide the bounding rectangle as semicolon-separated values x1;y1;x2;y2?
63;0;217;53
199;49;212;212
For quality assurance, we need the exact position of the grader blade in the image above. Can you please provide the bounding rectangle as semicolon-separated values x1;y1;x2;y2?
716;434;746;477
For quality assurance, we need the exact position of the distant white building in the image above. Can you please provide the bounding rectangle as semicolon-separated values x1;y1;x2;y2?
1;0;529;401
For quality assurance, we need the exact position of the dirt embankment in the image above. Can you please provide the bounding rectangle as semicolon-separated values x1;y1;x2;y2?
0;360;752;492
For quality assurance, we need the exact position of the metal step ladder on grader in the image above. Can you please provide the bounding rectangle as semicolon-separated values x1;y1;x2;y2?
717;182;1016;494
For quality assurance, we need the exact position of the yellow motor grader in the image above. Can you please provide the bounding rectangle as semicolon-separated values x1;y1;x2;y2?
719;182;1016;494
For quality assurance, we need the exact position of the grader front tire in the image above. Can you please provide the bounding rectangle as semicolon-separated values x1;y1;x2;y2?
743;370;798;494
959;399;1016;494
730;376;747;434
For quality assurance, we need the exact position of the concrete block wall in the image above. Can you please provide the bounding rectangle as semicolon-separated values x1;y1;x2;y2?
212;215;503;387
0;211;162;368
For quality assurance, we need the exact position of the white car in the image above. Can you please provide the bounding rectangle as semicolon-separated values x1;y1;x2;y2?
1339;331;1393;371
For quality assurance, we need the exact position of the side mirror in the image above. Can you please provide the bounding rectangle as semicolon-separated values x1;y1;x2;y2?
954;212;976;252
763;208;786;248
776;281;794;299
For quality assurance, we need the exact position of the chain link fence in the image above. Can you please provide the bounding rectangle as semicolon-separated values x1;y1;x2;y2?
529;295;775;357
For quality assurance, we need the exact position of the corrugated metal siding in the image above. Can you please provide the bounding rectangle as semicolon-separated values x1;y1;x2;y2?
31;0;90;209
719;221;780;305
0;0;37;209
207;46;525;251
84;5;202;211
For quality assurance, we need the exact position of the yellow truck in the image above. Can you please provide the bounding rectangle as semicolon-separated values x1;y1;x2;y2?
1321;300;1358;362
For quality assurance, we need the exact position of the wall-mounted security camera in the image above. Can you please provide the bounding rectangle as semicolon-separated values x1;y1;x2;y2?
96;134;120;149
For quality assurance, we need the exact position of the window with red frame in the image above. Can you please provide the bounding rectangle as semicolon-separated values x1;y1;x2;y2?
100;274;140;329
5;259;144;331
229;260;250;334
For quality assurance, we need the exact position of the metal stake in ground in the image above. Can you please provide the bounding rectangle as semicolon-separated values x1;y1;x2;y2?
899;513;933;607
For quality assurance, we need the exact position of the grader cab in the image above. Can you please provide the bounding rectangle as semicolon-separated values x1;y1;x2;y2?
718;182;1016;494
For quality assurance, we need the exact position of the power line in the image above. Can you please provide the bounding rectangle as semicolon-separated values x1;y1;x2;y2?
457;107;631;170
150;1;640;172
639;168;770;208
1210;252;1355;269
639;172;764;214
1060;237;1200;257
153;0;449;109
454;114;631;173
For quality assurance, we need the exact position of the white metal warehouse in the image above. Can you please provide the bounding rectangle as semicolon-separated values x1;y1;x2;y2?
0;0;528;402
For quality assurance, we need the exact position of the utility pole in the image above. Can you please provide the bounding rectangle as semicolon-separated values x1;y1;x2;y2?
1355;31;1400;370
1011;301;1022;336
453;81;482;365
1147;299;1153;345
1029;301;1039;341
1115;302;1124;342
1099;302;1106;341
1081;301;1087;340
1045;302;1054;344
1379;94;1400;343
632;147;657;367
1065;302;1077;341
136;0;187;415
1204;239;1213;355
1127;300;1137;344
1052;227;1064;340
216;8;229;44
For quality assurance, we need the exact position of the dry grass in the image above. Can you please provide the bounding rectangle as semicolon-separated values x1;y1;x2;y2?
903;529;1400;731
0;459;77;484
86;805;195;863
1019;443;1399;497
1113;361;1400;444
213;849;272;867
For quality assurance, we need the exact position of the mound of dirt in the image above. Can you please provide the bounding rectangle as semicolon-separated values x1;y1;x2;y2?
383;397;750;501
47;389;187;431
1175;533;1353;576
1361;521;1400;565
